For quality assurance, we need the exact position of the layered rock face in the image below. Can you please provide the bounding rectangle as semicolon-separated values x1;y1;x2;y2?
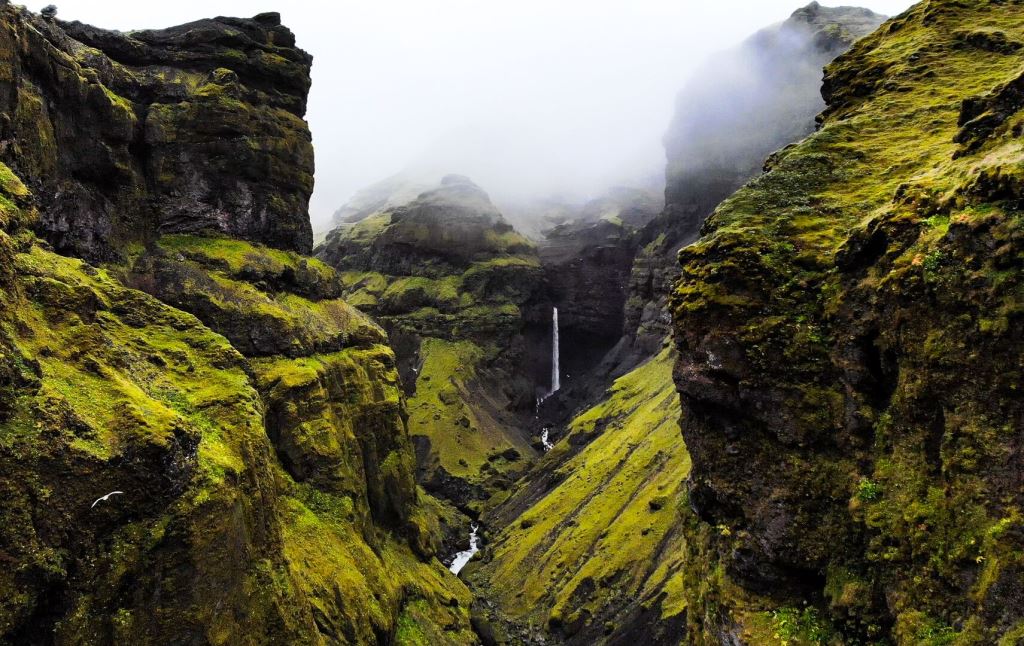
538;187;662;381
0;7;473;644
317;175;546;510
0;5;314;260
627;2;885;353
672;0;1024;642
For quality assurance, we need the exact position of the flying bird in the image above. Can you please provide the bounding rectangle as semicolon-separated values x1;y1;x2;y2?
91;491;124;508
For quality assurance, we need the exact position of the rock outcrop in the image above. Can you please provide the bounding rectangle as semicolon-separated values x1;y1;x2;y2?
317;175;546;511
672;0;1024;642
327;172;428;229
0;6;473;644
538;186;662;378
627;2;885;354
0;6;314;260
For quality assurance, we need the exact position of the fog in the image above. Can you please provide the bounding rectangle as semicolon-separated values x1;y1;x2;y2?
33;1;915;230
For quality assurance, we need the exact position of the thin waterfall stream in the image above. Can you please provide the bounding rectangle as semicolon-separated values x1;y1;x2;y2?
550;306;560;394
535;307;561;451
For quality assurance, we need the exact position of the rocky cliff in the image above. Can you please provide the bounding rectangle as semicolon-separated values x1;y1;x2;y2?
0;5;315;260
628;2;885;353
538;186;662;388
316;175;547;513
672;0;1024;642
0;6;472;644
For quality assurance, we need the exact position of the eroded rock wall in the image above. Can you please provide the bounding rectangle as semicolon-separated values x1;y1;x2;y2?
0;7;473;644
672;1;1024;641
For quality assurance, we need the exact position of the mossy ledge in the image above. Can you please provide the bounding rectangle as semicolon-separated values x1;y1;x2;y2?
671;0;1024;642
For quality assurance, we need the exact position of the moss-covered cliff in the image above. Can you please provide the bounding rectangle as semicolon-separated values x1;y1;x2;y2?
317;175;546;512
629;2;885;355
0;4;314;260
672;0;1024;642
0;6;474;644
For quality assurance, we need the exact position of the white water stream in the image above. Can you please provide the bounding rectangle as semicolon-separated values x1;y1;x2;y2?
534;307;562;449
448;523;480;575
541;427;554;451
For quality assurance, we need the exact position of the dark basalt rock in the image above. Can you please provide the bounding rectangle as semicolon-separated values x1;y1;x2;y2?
538;186;662;364
0;4;314;260
320;174;534;277
671;1;1024;641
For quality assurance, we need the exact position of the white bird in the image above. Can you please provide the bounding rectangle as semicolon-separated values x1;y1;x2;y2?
91;491;124;508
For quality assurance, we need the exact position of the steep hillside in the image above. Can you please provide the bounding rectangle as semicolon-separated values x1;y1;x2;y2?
0;6;472;644
316;175;547;511
466;349;690;644
672;0;1024;642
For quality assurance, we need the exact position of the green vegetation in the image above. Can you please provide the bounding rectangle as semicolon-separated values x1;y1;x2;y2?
0;167;471;641
670;1;1024;642
855;478;882;503
469;349;690;640
159;234;335;284
316;185;546;506
407;338;532;484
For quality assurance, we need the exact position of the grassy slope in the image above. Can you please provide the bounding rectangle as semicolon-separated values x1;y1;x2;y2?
468;348;691;642
407;338;535;482
673;1;1024;643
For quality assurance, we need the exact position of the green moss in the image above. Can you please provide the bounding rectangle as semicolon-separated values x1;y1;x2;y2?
855;478;883;503
381;275;461;311
159;234;334;284
280;494;475;645
0;162;29;199
99;83;135;117
670;2;1024;642
407;338;523;479
472;349;689;632
482;228;535;254
768;607;836;644
340;212;393;244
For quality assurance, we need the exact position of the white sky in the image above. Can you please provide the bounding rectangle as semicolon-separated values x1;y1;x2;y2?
35;1;916;228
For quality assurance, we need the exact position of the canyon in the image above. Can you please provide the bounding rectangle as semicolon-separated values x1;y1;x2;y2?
1;1;1022;645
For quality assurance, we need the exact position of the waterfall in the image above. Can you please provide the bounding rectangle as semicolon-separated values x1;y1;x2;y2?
449;523;480;575
535;306;562;413
550;307;560;394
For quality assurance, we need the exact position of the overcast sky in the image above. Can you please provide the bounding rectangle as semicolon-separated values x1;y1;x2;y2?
37;1;915;229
